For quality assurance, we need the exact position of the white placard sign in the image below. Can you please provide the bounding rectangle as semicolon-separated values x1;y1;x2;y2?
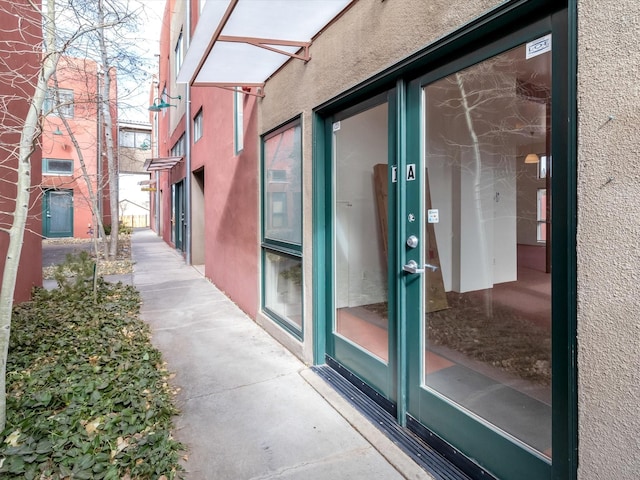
428;209;439;224
526;34;551;59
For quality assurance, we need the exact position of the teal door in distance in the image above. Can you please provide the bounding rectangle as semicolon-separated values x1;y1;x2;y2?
43;189;73;238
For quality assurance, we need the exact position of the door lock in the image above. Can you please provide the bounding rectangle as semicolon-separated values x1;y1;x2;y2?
406;235;419;248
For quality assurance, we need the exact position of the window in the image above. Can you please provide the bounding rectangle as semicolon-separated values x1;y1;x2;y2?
120;130;151;149
261;119;302;338
193;109;203;142
175;31;184;78
43;88;74;118
43;158;73;175
234;89;244;154
537;187;547;243
171;134;186;157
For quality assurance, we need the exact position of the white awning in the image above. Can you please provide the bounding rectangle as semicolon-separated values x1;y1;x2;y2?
177;0;353;89
144;156;183;171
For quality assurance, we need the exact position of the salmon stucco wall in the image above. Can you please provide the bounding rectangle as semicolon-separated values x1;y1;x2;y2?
191;86;259;319
259;0;501;361
576;3;640;479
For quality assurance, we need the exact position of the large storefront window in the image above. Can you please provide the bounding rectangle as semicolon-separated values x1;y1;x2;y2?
261;119;303;337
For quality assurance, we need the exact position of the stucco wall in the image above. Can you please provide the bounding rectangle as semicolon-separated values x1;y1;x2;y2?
190;86;259;319
260;0;501;362
0;0;42;302
576;3;640;479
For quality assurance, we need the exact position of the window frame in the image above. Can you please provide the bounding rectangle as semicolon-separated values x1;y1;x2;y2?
234;89;244;154
261;117;303;339
175;31;184;79
43;158;74;176
119;130;151;149
193;108;203;143
43;88;74;118
171;134;186;157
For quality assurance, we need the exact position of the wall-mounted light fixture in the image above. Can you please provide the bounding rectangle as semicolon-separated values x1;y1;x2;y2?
53;127;64;136
148;94;182;111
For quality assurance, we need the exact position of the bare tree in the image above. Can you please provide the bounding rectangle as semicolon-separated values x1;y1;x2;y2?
0;0;64;433
0;0;150;432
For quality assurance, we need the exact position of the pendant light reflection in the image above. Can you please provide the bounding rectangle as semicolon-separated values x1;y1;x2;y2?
524;153;540;164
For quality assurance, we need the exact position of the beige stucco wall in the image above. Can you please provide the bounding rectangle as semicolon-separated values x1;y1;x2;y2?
577;3;640;479
259;0;502;363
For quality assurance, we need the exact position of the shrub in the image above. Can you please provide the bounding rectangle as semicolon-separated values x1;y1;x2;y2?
0;270;183;479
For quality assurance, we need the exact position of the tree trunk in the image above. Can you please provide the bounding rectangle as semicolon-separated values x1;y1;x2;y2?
98;0;118;259
0;0;60;434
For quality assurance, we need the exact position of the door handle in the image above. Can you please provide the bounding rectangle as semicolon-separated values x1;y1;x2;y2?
403;260;423;274
403;260;439;274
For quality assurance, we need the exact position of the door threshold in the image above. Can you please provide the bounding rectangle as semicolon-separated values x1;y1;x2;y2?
309;365;489;480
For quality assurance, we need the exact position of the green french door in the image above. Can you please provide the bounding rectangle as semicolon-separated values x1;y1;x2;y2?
324;8;573;480
327;92;398;403
403;13;571;480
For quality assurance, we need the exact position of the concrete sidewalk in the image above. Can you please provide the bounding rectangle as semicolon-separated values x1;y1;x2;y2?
131;229;429;480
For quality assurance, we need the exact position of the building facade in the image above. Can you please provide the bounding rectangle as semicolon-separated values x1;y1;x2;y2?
0;0;43;303
151;1;640;479
41;56;116;239
118;121;152;228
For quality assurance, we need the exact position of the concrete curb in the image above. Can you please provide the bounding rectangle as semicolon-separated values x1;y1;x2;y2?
300;368;433;480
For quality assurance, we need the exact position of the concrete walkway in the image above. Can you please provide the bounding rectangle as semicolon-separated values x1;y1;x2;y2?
131;229;429;480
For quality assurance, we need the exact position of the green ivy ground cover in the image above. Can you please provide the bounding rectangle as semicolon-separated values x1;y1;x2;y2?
0;271;183;479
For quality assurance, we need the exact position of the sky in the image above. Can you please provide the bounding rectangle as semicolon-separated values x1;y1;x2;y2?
118;0;165;122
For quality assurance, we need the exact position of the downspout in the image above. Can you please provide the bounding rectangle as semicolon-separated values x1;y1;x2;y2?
184;0;192;265
154;115;160;236
152;76;160;236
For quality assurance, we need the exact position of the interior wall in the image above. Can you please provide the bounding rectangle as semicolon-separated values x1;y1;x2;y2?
334;103;388;308
516;159;546;245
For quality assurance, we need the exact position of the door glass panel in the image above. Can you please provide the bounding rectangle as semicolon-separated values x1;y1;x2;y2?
423;42;552;457
333;102;389;362
49;191;73;235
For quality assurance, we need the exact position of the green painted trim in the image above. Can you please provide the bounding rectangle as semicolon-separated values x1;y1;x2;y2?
260;248;303;341
312;112;330;365
333;336;389;394
260;117;304;340
392;80;407;424
550;6;578;479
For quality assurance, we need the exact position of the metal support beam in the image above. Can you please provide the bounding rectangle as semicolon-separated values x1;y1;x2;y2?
218;35;311;62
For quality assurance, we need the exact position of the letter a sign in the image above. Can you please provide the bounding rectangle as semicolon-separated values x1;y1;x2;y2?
406;164;416;181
